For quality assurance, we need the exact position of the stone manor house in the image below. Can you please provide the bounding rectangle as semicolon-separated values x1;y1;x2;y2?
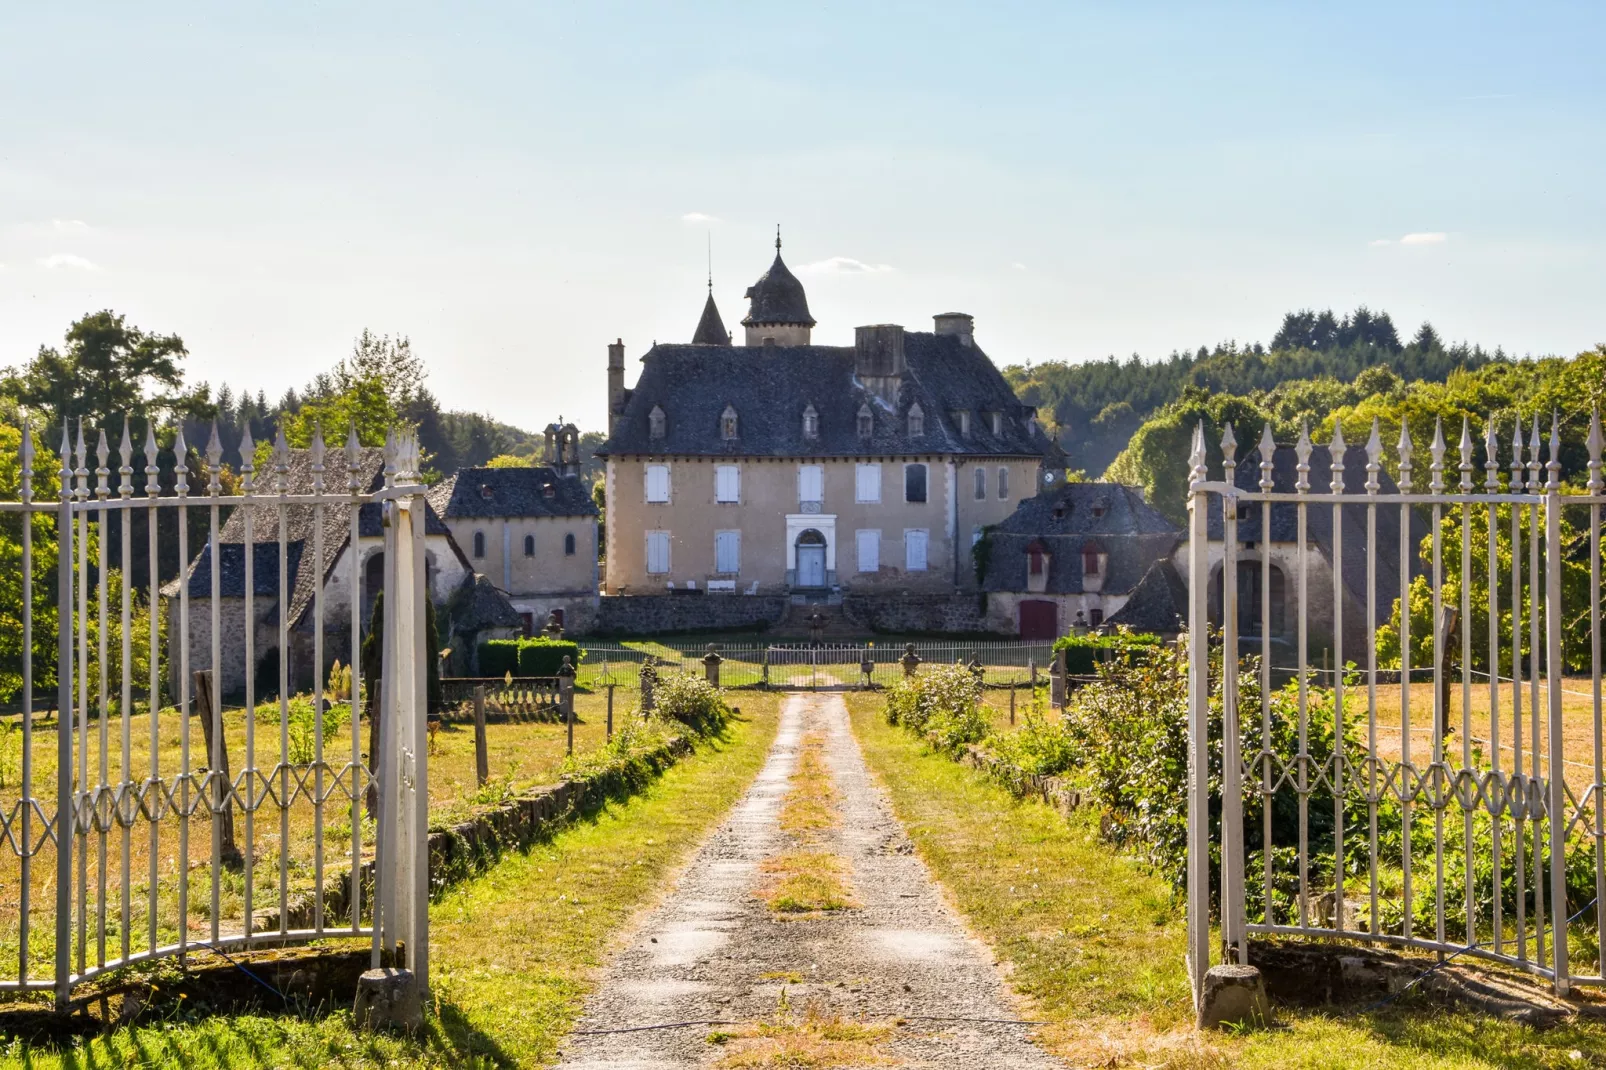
597;235;1061;613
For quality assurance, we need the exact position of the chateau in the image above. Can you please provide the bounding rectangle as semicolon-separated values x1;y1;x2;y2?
597;236;1059;601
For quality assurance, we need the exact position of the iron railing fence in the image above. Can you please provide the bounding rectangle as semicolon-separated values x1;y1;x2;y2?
575;639;1056;691
0;420;431;1009
1184;412;1606;1003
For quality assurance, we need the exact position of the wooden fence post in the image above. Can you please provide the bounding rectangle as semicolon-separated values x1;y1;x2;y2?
606;683;615;742
192;669;240;865
559;656;576;755
473;685;488;787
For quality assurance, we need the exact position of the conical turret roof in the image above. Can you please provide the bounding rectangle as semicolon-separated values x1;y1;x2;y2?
741;233;815;327
691;291;731;345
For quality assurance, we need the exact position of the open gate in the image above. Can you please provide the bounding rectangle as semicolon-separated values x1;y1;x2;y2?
1184;413;1605;1004
0;420;431;1008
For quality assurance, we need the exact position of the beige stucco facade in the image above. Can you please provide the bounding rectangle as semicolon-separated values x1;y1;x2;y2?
439;515;598;599
604;454;1039;595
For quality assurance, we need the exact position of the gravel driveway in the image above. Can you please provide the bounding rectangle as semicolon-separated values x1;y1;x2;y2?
556;692;1060;1068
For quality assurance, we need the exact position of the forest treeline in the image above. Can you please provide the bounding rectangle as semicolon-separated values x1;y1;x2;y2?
1004;308;1506;478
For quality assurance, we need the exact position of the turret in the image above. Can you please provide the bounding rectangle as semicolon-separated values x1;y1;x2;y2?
741;229;815;346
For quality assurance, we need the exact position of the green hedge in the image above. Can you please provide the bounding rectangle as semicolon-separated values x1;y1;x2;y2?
476;637;583;678
1052;630;1162;674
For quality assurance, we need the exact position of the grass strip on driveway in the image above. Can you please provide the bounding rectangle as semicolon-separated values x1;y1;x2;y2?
1;695;784;1070
845;693;1606;1070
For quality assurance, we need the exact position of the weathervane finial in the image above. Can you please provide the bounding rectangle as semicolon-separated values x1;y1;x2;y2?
707;232;713;293
775;224;782;253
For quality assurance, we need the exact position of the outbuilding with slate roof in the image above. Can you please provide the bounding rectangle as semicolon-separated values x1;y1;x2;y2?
599;236;1059;600
161;446;472;699
980;482;1183;639
426;426;600;634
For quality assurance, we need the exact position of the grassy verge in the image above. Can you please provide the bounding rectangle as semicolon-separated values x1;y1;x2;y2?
0;693;785;1069
845;692;1606;1070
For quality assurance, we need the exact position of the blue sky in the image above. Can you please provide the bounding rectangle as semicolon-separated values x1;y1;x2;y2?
1;2;1601;431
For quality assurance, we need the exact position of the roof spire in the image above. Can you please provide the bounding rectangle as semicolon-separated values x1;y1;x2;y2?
776;224;782;253
707;232;713;294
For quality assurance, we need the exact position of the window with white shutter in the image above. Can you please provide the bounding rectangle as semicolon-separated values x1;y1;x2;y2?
973;467;986;500
855;463;881;503
798;464;823;504
855;529;880;573
714;530;741;574
645;464;670;503
645;531;671;574
998;466;1009;499
905;528;929;571
715;465;740;503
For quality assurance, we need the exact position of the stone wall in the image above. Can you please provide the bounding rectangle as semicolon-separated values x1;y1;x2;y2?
841;592;1010;637
589;594;788;637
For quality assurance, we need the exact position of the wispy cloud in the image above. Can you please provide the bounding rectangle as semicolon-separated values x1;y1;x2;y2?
1370;232;1449;247
1010;261;1029;271
680;211;719;224
52;219;92;233
798;256;893;274
38;253;101;271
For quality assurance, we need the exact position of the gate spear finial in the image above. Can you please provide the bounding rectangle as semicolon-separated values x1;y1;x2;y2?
1483;416;1500;492
1258;423;1275;493
239;424;256;495
1398;421;1415;494
95;427;109;500
1294;419;1312;494
1587;407;1603;496
1428;417;1446;496
1547;411;1561;491
1329;420;1346;494
1511;418;1525;493
206;420;224;496
118;419;133;499
1458;416;1474;492
172;425;189;498
1365;418;1382;495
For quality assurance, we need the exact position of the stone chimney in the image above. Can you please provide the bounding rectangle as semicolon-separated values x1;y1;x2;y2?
854;324;905;406
606;339;626;437
933;312;974;347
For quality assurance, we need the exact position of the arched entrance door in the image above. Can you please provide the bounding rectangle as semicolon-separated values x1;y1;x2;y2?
795;529;827;588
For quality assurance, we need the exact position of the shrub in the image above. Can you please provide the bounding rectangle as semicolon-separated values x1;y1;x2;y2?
516;637;581;677
884;663;988;754
1053;628;1163;674
478;639;521;679
651;670;729;736
984;696;1080;794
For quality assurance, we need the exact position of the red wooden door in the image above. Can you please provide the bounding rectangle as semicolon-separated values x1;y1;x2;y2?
1018;600;1057;640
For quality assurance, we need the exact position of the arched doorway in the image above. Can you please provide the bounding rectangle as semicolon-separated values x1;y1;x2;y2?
795;529;827;588
1209;560;1287;637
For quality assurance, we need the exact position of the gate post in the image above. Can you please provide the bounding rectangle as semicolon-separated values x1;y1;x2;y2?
1219;424;1245;963
54;428;74;1010
1544;415;1569;996
1186;422;1212;1005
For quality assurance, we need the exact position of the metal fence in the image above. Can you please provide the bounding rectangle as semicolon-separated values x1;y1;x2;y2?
0;420;431;1008
1184;412;1605;1002
576;639;1055;691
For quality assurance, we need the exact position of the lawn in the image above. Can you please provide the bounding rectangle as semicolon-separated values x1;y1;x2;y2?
844;691;1606;1069
0;692;783;1068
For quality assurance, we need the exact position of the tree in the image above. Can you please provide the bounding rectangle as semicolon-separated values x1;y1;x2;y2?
1;310;210;430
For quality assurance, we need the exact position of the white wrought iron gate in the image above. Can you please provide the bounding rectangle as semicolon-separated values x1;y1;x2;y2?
1186;411;1604;1001
0;420;431;1009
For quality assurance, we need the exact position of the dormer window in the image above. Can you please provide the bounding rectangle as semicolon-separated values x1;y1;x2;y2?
479;484;493;500
648;405;666;440
857;403;873;439
721;404;739;441
990;411;1003;436
907;403;924;437
1091;499;1107;519
1082;541;1104;577
542;482;555;499
802;405;819;440
952;410;971;437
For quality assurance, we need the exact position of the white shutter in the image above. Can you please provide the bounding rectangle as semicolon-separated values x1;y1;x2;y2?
646;531;670;574
646;464;670;503
715;465;740;503
715;530;741;574
856;529;880;573
905;529;928;571
798;464;823;503
855;463;881;503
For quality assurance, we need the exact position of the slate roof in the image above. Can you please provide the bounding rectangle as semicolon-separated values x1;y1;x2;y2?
982;483;1183;595
427;466;598;520
1207;444;1428;624
742;251;814;327
167;447;464;627
1104;560;1189;634
691;292;731;346
443;572;524;631
600;331;1056;460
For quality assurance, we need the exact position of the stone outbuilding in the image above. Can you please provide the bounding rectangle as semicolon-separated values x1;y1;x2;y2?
425;427;600;635
163;447;472;699
981;482;1183;639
